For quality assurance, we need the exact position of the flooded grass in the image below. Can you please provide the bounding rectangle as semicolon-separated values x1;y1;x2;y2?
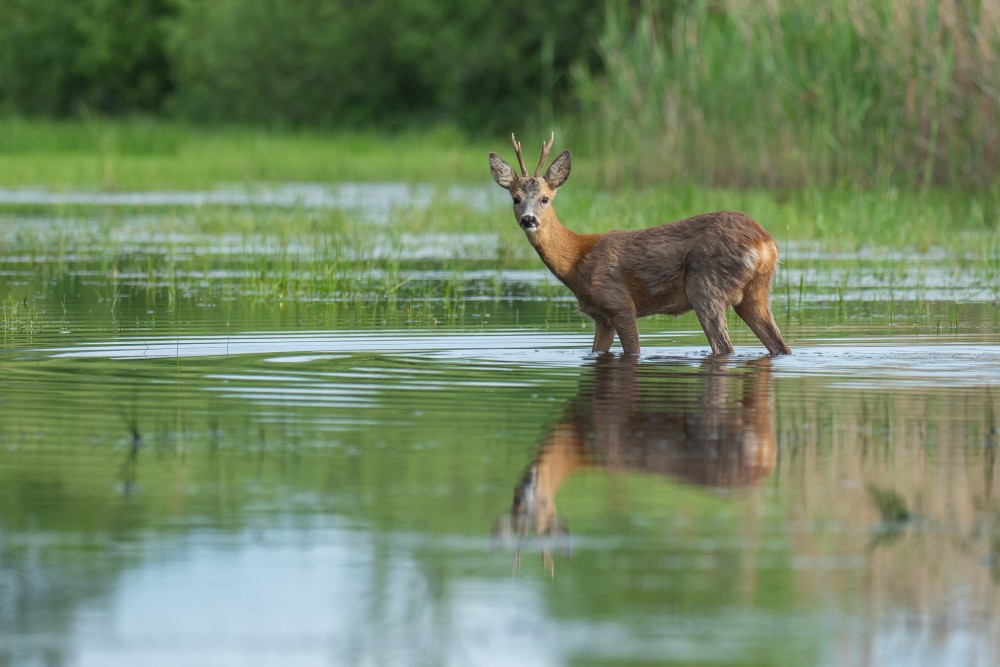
1;170;999;665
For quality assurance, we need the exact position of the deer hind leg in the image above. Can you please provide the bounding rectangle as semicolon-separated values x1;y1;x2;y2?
592;319;615;353
691;300;734;355
734;288;791;356
687;277;735;355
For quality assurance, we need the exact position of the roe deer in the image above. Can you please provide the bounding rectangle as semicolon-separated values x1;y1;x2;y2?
492;355;777;574
488;133;791;356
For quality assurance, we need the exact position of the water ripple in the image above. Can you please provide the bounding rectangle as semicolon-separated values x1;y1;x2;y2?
24;331;1000;386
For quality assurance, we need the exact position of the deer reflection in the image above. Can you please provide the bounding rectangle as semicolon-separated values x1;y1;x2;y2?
493;355;778;573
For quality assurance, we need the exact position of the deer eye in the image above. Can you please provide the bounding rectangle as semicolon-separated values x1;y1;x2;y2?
540;196;550;204
512;196;521;205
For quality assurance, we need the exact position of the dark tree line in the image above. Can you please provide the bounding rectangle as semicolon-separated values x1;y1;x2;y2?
0;0;603;131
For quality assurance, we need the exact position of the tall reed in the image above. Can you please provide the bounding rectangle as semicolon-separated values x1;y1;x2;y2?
571;0;1000;190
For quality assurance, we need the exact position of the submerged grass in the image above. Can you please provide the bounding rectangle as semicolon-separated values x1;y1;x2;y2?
1;182;996;254
1;293;38;343
0;119;996;345
2;199;997;347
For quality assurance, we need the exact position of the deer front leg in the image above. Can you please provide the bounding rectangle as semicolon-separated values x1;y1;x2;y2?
592;319;615;353
612;314;641;355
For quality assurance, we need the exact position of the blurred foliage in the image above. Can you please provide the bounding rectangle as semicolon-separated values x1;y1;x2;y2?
572;0;1000;189
0;0;600;131
163;0;601;131
0;0;173;115
0;0;999;189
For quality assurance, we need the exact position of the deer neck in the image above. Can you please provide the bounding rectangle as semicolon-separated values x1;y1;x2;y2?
513;424;584;534
528;213;597;288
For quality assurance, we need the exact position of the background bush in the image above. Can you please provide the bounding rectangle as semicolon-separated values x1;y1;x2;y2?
164;0;601;131
0;0;998;189
572;0;1000;189
0;0;172;115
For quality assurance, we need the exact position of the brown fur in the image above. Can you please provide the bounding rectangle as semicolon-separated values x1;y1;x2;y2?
492;356;778;564
489;140;791;356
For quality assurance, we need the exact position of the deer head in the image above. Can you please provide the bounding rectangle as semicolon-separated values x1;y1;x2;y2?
489;132;572;234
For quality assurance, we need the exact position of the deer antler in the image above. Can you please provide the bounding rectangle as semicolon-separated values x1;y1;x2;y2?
510;133;529;178
533;131;555;177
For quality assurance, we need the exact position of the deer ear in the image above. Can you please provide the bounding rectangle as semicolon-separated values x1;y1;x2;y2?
489;153;517;190
544;150;571;189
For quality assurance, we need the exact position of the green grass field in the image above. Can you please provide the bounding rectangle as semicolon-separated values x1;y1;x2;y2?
0;117;997;255
0;118;492;190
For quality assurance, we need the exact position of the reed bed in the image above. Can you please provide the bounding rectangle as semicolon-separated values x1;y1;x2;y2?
571;0;1000;190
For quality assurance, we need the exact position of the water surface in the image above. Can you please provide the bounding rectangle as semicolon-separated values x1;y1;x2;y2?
1;193;998;666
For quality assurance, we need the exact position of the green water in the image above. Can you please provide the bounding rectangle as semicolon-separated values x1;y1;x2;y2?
1;193;999;666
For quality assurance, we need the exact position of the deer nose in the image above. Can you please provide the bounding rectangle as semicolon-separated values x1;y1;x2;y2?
519;215;538;230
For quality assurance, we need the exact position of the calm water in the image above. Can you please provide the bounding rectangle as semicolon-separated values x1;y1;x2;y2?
1;189;999;666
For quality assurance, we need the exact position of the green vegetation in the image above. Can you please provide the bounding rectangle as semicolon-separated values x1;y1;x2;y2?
3;1;998;189
2;192;997;353
0;0;599;131
0;121;996;256
164;0;600;130
0;118;490;189
572;0;1000;189
1;4;998;661
0;0;171;116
